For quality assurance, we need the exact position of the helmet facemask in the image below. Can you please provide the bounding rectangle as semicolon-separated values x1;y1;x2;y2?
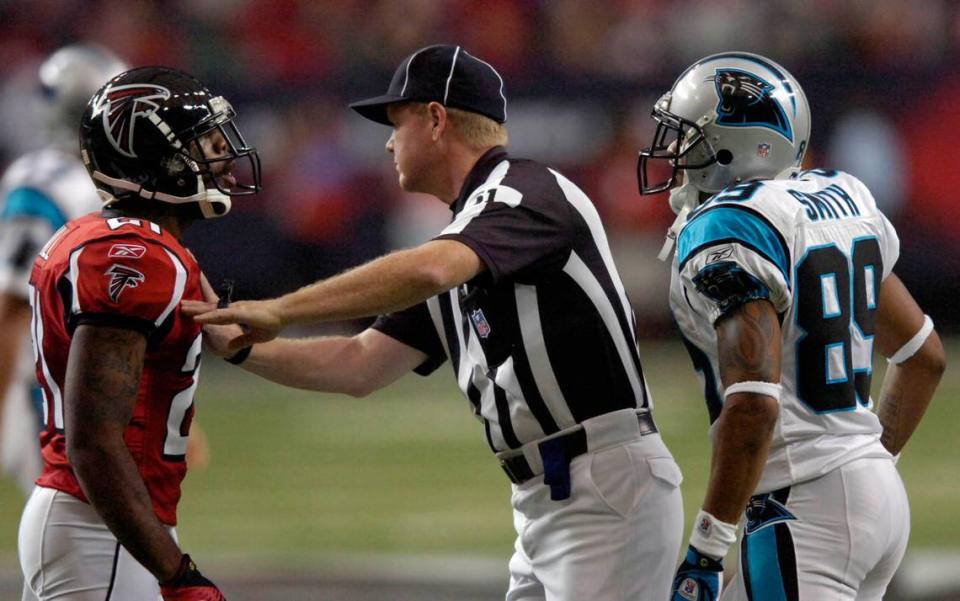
178;96;261;199
637;99;720;196
164;99;262;218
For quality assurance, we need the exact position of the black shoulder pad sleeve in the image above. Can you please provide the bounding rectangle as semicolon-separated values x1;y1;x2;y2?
691;260;770;317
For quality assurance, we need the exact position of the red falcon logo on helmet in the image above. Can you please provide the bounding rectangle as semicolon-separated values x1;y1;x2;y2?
98;84;171;158
105;263;146;303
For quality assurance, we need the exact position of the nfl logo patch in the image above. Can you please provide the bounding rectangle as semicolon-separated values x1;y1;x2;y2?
698;515;712;535
470;309;492;338
757;143;771;158
679;578;699;600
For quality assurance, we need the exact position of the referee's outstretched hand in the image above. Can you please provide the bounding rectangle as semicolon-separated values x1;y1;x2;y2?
182;299;282;351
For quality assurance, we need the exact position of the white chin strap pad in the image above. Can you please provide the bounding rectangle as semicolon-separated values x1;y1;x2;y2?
658;179;703;262
197;192;232;219
668;179;701;215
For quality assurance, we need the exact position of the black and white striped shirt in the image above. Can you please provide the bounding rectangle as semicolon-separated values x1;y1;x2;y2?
373;147;651;453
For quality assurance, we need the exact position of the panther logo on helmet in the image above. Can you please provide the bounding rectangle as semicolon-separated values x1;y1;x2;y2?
712;69;793;142
98;84;171;159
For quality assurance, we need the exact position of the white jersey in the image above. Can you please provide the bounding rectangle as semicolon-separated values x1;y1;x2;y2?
670;169;898;493
0;148;100;298
0;148;101;492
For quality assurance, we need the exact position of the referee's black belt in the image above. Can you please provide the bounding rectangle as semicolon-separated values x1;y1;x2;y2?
498;411;658;485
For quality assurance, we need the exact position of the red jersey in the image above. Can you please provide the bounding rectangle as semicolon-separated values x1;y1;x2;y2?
28;213;203;525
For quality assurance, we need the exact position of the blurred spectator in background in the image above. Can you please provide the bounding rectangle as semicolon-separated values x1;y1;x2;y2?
0;0;958;332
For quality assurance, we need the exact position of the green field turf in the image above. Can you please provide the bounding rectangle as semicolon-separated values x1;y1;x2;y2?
1;339;956;567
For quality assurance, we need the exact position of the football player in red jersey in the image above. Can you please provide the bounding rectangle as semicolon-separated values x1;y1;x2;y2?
18;67;260;601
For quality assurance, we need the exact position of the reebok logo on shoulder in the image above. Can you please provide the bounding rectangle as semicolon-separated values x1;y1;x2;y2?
105;264;146;303
108;243;147;259
706;246;734;264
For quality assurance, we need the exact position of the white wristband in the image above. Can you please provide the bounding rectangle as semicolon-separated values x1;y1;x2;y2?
689;509;738;560
888;315;934;365
723;380;782;401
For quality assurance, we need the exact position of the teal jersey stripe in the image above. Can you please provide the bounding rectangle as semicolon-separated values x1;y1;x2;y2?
677;206;790;284
1;187;68;230
746;526;789;601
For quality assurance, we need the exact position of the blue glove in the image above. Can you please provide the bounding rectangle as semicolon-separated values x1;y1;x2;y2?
670;545;723;601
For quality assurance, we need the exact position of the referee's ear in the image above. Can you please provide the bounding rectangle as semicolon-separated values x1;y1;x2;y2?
426;101;448;142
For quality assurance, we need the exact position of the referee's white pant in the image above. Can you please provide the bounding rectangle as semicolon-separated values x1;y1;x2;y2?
19;486;170;601
722;456;909;601
505;409;684;601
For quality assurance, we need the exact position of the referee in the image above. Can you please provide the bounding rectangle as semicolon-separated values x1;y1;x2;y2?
185;44;683;601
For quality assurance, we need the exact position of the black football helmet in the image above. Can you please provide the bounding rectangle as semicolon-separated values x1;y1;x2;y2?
80;66;261;219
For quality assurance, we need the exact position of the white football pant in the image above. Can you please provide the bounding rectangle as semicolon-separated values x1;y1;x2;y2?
1;385;43;496
19;486;171;601
723;456;909;601
505;412;684;601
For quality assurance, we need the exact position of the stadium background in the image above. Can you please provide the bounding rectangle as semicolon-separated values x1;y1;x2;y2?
0;1;957;599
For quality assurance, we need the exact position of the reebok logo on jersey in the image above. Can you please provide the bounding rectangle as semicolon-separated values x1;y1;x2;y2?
108;243;147;259
105;264;146;303
706;246;734;264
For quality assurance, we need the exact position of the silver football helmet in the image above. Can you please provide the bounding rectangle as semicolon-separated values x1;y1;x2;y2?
638;52;811;215
38;44;129;150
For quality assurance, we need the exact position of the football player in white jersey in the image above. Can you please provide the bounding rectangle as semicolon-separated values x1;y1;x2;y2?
637;52;945;601
0;44;129;495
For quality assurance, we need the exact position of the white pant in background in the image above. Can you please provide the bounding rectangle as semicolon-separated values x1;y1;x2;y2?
1;385;42;496
19;486;172;601
723;457;909;601
506;425;684;601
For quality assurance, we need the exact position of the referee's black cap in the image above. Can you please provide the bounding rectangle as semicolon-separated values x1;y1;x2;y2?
350;45;507;126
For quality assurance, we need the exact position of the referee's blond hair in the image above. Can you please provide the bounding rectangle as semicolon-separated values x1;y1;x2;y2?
446;107;508;149
412;102;509;149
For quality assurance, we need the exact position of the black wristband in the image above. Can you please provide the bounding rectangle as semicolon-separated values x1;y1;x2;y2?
225;345;253;365
161;553;195;586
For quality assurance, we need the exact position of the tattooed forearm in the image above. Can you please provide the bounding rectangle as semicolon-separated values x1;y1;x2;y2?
717;299;781;384
878;391;901;452
62;324;182;580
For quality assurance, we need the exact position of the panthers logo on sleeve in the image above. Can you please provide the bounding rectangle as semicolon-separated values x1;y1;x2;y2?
712;69;793;142
104;263;145;302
